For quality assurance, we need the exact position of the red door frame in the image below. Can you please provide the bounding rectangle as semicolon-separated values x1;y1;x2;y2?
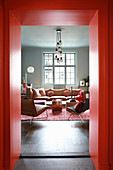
0;0;112;169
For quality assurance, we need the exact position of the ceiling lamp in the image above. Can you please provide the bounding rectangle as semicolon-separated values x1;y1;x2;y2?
55;29;63;63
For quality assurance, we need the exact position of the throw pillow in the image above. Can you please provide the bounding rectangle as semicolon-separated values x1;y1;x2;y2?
39;88;46;96
74;102;84;113
75;90;86;102
63;90;70;97
75;94;83;102
32;88;41;98
47;91;54;97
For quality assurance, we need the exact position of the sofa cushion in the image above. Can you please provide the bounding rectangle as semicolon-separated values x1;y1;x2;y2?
50;96;66;101
47;91;54;97
33;96;50;100
63;90;70;97
32;88;41;98
65;96;71;100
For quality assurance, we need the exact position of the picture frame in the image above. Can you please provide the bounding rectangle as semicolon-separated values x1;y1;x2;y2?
80;80;85;87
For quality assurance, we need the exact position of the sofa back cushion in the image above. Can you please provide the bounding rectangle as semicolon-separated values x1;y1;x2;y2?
45;89;54;95
32;88;41;98
39;88;46;96
63;90;70;97
53;89;64;96
47;91;54;97
45;89;65;96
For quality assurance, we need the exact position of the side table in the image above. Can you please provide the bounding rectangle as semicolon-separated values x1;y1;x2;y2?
52;99;62;113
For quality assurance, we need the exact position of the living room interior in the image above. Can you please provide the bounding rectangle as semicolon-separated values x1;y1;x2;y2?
21;25;90;156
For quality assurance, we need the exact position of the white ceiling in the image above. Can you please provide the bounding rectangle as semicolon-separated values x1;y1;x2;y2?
21;26;89;48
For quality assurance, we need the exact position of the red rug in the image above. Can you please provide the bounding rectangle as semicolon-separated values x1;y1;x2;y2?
21;107;89;121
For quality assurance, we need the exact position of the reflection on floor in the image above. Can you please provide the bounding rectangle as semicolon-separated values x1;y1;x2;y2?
21;120;89;155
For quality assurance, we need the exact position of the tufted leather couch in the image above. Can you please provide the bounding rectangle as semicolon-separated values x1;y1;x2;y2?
27;88;81;101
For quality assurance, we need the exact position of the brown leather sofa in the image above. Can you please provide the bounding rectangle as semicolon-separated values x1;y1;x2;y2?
27;88;81;101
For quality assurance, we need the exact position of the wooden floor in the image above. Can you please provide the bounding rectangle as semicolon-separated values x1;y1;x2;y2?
14;158;95;170
16;121;96;169
21;120;89;155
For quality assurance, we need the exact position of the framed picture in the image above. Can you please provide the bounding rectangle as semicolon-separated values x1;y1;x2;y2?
80;80;85;86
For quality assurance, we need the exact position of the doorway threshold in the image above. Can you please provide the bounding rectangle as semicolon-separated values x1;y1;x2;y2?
20;152;90;158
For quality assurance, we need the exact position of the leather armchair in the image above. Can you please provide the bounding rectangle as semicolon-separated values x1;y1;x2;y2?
21;99;50;121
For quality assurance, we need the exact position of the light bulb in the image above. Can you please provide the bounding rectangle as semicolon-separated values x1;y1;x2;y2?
56;42;60;47
59;40;62;45
60;51;63;56
55;55;57;60
60;57;63;62
55;48;58;54
58;47;61;52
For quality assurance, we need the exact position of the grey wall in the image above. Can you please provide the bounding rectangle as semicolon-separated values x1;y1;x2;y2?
21;47;89;89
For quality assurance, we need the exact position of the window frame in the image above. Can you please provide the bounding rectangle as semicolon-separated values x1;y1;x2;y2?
43;53;76;86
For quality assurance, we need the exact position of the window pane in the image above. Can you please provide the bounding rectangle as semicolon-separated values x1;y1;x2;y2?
66;67;75;84
44;54;53;65
55;67;65;84
71;79;74;84
44;67;53;84
66;54;75;65
67;79;71;84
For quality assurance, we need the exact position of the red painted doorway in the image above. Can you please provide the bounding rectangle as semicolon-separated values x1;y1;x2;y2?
2;6;109;170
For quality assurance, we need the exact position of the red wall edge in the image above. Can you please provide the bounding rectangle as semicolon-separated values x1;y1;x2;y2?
89;11;99;170
0;0;5;169
9;11;21;170
109;0;113;169
4;9;21;170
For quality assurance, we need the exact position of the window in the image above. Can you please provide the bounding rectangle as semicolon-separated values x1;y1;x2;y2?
43;53;76;86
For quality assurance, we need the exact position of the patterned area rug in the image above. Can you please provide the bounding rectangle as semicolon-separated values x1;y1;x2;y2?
21;107;89;121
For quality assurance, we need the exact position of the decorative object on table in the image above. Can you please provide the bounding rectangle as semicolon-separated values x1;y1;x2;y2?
54;29;63;63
